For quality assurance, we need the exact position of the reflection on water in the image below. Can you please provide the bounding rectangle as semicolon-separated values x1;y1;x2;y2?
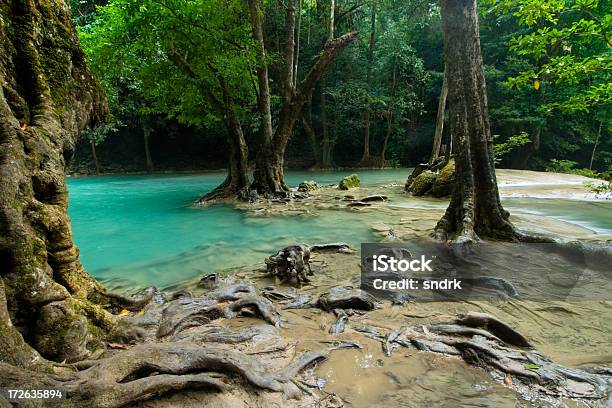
67;170;612;288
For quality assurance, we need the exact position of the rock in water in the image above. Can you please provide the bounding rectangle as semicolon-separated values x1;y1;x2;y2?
360;195;388;202
431;160;455;197
298;180;319;192
408;170;437;196
317;287;377;311
339;174;360;190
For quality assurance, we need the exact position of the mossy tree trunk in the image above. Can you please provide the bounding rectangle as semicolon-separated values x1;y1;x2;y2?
435;0;522;245
0;0;120;364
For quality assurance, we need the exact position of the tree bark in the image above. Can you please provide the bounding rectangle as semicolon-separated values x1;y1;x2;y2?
435;0;524;245
249;0;356;195
167;52;251;202
196;77;250;203
0;0;118;364
589;121;603;170
380;59;397;167
359;5;376;166
91;140;101;175
430;66;448;164
143;122;154;173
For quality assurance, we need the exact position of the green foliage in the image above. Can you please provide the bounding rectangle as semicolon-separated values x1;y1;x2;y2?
81;116;122;145
545;158;601;178
339;174;361;190
585;180;612;198
483;0;611;113
493;131;532;163
79;0;257;129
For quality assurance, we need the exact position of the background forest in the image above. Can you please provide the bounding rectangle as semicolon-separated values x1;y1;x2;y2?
71;0;611;177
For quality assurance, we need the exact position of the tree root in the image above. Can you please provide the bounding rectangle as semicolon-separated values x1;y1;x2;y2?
227;296;283;327
0;342;344;407
351;315;610;402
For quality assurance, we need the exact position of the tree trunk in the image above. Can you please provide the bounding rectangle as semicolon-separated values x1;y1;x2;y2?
359;5;376;166
0;0;119;364
380;59;397;167
91;140;101;175
301;116;321;166
166;52;250;202
430;66;448;164
249;0;356;195
589;121;602;170
143;123;154;173
435;0;523;245
197;79;250;203
248;0;287;195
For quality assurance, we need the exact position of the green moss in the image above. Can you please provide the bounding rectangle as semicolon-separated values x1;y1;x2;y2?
431;160;455;198
339;174;360;190
409;170;437;196
298;180;319;192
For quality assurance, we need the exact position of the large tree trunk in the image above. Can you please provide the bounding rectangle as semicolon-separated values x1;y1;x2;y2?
358;5;377;167
380;59;397;167
167;52;251;203
197;85;250;203
249;0;356;196
0;0;118;364
435;0;522;245
429;66;448;164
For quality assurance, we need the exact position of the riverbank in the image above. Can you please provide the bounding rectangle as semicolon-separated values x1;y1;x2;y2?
64;168;611;406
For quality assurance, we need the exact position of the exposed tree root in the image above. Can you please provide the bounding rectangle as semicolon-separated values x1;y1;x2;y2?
0;342;341;407
351;314;611;402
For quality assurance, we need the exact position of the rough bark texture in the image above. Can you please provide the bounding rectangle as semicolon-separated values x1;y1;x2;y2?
0;0;115;363
166;52;250;203
249;0;356;196
435;0;523;244
430;66;447;165
358;5;376;167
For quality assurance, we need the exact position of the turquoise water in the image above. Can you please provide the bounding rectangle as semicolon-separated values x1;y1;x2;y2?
66;170;611;288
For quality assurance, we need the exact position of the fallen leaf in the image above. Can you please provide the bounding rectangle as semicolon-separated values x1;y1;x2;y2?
118;309;130;316
534;80;540;90
525;363;540;370
504;375;512;385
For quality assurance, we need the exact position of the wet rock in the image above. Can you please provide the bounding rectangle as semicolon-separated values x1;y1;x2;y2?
298;180;319;192
360;195;388;202
431;160;455;197
317;287;377;311
338;174;360;190
347;201;371;207
408;170;437;196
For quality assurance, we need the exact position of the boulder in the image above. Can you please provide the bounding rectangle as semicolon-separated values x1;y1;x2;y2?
409;170;437;196
297;180;319;192
338;174;360;190
431;160;455;197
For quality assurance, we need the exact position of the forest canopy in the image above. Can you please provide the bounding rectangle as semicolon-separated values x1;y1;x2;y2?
73;0;610;177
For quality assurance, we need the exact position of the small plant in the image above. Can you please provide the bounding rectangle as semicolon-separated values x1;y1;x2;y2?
585;181;612;199
545;159;601;179
545;159;579;173
492;132;531;164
